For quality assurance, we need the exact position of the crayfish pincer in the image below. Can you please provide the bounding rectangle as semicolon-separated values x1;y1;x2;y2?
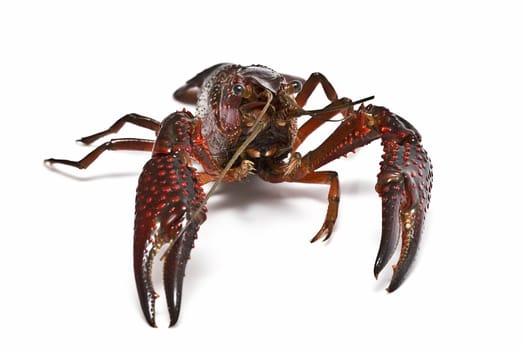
45;63;432;327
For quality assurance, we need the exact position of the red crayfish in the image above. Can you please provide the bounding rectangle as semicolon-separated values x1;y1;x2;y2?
46;63;433;327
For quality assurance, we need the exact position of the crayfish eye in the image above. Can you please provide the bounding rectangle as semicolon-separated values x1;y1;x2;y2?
290;80;302;94
232;83;245;96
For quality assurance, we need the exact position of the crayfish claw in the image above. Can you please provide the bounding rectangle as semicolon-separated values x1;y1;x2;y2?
374;135;432;292
162;218;202;327
164;248;183;327
134;148;206;326
373;171;402;279
133;242;159;327
386;178;424;292
133;214;163;327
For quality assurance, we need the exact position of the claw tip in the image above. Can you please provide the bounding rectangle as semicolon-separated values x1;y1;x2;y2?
373;262;385;280
386;283;399;293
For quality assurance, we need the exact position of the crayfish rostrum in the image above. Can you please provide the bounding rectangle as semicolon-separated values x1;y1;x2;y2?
46;63;433;327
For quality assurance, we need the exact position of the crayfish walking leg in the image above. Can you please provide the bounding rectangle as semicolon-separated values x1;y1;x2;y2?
44;113;161;169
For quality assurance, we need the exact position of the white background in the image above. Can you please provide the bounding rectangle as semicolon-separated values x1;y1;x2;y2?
1;1;521;348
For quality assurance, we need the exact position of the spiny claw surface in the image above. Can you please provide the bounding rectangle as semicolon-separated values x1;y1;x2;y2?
374;135;432;292
134;155;206;327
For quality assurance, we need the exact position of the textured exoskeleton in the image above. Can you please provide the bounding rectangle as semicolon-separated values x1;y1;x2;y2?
46;63;432;327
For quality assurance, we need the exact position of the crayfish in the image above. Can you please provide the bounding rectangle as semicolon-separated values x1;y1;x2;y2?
46;63;433;327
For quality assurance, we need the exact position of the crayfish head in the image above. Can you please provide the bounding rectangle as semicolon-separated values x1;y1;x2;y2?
235;66;303;128
193;64;304;165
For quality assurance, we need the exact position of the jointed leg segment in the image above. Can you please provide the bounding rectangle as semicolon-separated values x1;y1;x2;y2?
295;171;340;242
45;138;155;169
78;113;161;145
45;114;161;169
